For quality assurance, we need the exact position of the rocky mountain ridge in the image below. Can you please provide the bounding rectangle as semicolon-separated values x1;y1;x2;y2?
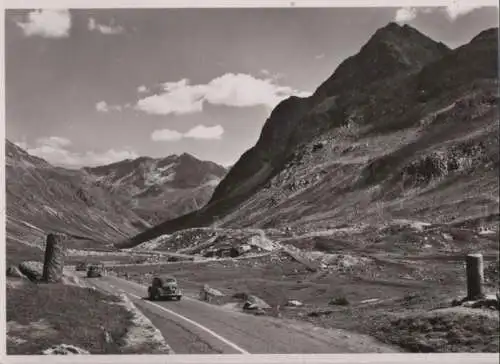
84;152;227;223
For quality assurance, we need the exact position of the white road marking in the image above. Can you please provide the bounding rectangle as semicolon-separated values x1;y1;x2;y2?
127;292;250;355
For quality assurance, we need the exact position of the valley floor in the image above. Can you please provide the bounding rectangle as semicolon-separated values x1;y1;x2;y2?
6;215;499;354
109;246;499;353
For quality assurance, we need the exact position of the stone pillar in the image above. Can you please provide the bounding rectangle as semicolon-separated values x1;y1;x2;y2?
42;233;67;283
466;253;484;300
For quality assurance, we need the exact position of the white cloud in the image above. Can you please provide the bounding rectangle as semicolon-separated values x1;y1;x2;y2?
137;85;148;93
88;17;124;35
444;2;483;20
135;73;311;116
395;7;418;23
96;101;123;112
16;9;71;38
151;129;184;142
96;101;109;112
395;3;489;23
184;125;224;140
23;136;138;168
27;144;78;165
82;149;138;166
259;70;285;81
151;125;225;142
205;73;311;107
315;54;326;60
37;136;72;148
136;79;205;115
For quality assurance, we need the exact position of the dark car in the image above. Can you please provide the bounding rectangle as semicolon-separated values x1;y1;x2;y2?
86;264;105;278
148;275;182;301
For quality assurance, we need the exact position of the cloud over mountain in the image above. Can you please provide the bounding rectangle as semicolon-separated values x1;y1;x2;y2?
394;2;495;24
151;125;224;142
17;136;138;168
135;73;312;116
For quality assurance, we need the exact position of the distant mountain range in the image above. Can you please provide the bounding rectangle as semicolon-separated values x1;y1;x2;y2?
119;22;499;249
5;139;227;248
84;153;227;223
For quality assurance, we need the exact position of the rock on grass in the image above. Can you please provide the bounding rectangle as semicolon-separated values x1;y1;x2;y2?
43;344;90;355
6;265;26;278
243;294;271;310
18;261;44;281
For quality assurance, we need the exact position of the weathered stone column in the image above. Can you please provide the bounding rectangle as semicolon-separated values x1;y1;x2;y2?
466;253;484;300
42;233;67;283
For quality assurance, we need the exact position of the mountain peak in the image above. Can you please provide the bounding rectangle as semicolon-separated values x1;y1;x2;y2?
369;22;414;43
374;21;404;33
179;152;198;160
313;22;451;99
368;22;448;49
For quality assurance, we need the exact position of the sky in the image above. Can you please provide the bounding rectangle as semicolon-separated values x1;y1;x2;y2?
4;5;499;168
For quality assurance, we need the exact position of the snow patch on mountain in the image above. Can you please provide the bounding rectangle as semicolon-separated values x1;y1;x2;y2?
144;162;177;187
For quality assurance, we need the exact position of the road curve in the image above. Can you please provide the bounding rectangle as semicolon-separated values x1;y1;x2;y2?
83;273;399;354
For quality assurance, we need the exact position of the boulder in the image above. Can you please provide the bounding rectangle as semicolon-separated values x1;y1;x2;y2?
236;245;252;255
329;297;350;306
203;284;224;296
18;261;44;282
243;295;271;310
199;284;225;302
6;265;26;278
460;294;499;310
42;344;90;355
285;299;304;307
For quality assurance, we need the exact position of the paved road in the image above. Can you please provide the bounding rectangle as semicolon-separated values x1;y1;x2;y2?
80;273;399;354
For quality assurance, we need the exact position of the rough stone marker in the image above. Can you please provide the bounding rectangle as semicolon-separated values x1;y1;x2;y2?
466;253;485;300
42;233;67;283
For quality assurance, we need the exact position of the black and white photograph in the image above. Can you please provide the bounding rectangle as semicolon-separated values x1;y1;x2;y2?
2;0;500;361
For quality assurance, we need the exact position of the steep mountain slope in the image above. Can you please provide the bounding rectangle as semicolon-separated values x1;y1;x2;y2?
118;23;498;249
211;23;451;203
5;140;149;249
84;153;227;224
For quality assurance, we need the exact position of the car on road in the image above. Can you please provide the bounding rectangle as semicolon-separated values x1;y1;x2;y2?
148;275;182;301
86;263;105;278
